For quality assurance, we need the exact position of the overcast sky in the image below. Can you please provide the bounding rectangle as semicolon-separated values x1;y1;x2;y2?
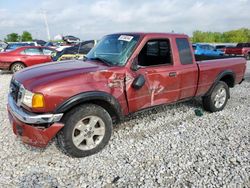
0;0;249;41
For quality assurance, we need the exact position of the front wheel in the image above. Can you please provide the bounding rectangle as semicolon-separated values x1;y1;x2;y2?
202;81;229;112
57;104;113;158
11;62;25;73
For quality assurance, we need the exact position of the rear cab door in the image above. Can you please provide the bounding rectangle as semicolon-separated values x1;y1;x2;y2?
175;37;199;99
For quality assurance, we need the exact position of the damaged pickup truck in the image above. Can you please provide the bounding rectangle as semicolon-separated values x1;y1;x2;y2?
7;33;246;157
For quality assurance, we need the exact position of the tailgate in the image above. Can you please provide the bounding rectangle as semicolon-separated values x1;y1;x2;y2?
195;58;246;96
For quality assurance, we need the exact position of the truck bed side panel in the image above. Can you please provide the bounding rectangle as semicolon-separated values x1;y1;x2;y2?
196;58;246;96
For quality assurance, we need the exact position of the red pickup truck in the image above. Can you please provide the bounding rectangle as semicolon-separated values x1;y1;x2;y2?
7;33;246;157
0;46;55;73
225;43;250;60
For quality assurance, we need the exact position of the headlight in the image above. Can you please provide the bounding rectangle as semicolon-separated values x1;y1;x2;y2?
21;87;45;108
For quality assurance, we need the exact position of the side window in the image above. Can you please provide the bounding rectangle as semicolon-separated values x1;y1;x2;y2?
203;45;209;50
176;38;193;65
22;48;43;55
200;45;205;50
138;39;172;66
208;45;215;51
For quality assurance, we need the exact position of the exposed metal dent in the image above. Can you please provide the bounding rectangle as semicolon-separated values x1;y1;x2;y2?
150;81;164;105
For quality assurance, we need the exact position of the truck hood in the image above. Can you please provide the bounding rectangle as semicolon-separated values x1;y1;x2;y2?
14;60;108;90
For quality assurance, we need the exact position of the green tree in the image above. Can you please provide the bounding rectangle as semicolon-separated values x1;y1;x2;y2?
4;33;20;42
192;28;250;43
21;31;33;41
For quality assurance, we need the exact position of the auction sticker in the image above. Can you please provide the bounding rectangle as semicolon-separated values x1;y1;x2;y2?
118;35;133;42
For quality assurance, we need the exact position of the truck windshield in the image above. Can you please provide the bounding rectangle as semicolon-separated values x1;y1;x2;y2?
86;34;140;66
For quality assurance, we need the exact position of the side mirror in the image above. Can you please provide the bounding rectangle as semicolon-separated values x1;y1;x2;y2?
130;57;140;71
132;74;145;90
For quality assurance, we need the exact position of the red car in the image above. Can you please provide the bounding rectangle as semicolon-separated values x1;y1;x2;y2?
7;33;246;157
0;46;56;73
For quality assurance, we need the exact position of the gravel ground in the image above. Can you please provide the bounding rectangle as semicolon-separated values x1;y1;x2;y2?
0;62;249;187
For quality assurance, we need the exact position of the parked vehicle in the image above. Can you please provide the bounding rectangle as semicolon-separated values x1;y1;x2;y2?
214;44;227;52
193;44;224;56
62;35;80;44
7;33;246;157
53;40;98;61
3;42;38;52
224;43;250;60
33;39;47;46
44;41;58;49
55;45;72;52
0;41;7;52
0;46;56;73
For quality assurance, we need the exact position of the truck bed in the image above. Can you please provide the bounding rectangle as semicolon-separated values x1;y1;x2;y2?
194;54;238;61
195;57;246;96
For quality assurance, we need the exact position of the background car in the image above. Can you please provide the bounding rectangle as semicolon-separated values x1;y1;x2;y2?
193;44;224;56
0;41;7;52
225;43;250;60
62;35;80;44
53;40;98;61
214;44;227;52
32;39;47;46
3;42;38;52
0;46;56;73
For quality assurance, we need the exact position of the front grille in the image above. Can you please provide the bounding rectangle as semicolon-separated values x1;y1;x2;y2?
10;78;21;103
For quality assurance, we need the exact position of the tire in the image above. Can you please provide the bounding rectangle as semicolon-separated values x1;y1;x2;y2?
56;104;113;158
11;62;25;73
202;81;229;112
246;53;250;60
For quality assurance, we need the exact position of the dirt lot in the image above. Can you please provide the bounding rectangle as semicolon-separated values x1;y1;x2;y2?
0;62;249;187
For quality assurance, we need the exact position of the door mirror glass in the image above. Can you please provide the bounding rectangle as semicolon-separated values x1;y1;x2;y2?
132;74;145;90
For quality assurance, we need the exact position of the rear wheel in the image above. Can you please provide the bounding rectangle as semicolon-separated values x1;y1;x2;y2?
202;81;229;112
57;104;113;158
246;53;250;60
11;62;25;73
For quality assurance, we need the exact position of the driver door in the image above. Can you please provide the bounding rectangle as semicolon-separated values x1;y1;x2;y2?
125;39;181;113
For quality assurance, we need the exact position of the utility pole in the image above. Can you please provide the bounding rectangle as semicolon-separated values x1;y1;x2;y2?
41;10;51;41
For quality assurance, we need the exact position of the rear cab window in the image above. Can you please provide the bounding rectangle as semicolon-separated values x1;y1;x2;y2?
176;38;193;65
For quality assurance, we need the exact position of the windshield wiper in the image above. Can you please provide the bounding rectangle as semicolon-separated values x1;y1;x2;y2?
89;57;113;66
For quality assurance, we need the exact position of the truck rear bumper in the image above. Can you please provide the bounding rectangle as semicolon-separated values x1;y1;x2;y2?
7;95;64;147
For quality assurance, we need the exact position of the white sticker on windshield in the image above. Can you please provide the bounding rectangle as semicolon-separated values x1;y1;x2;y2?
118;35;134;42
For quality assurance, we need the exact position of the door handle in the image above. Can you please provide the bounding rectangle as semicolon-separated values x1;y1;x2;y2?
169;72;177;77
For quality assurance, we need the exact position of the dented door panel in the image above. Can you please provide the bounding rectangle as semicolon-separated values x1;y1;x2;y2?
126;65;181;113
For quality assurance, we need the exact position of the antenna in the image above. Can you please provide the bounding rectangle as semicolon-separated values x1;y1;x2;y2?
41;10;51;41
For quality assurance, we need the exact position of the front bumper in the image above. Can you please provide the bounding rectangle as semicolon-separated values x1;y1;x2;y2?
8;94;63;124
7;94;64;147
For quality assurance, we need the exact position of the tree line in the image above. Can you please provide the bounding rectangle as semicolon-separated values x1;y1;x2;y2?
4;31;33;42
3;28;250;43
192;28;250;43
